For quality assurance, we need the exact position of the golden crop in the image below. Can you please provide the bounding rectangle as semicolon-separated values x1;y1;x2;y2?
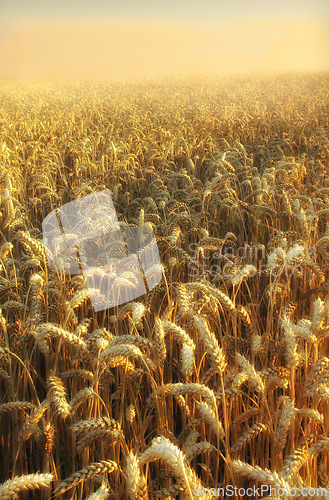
0;73;328;499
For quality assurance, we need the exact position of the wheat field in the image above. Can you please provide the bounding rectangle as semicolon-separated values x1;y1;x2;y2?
0;74;328;499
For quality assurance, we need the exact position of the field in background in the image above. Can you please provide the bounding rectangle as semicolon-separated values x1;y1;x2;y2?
0;74;329;499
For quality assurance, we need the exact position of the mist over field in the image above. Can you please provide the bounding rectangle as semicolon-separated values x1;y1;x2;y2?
1;0;328;80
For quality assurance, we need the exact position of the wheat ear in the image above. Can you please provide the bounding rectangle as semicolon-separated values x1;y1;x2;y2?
85;483;111;499
125;451;148;500
54;461;118;495
0;473;53;497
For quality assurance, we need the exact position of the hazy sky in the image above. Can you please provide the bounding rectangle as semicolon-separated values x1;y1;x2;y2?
1;0;328;79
